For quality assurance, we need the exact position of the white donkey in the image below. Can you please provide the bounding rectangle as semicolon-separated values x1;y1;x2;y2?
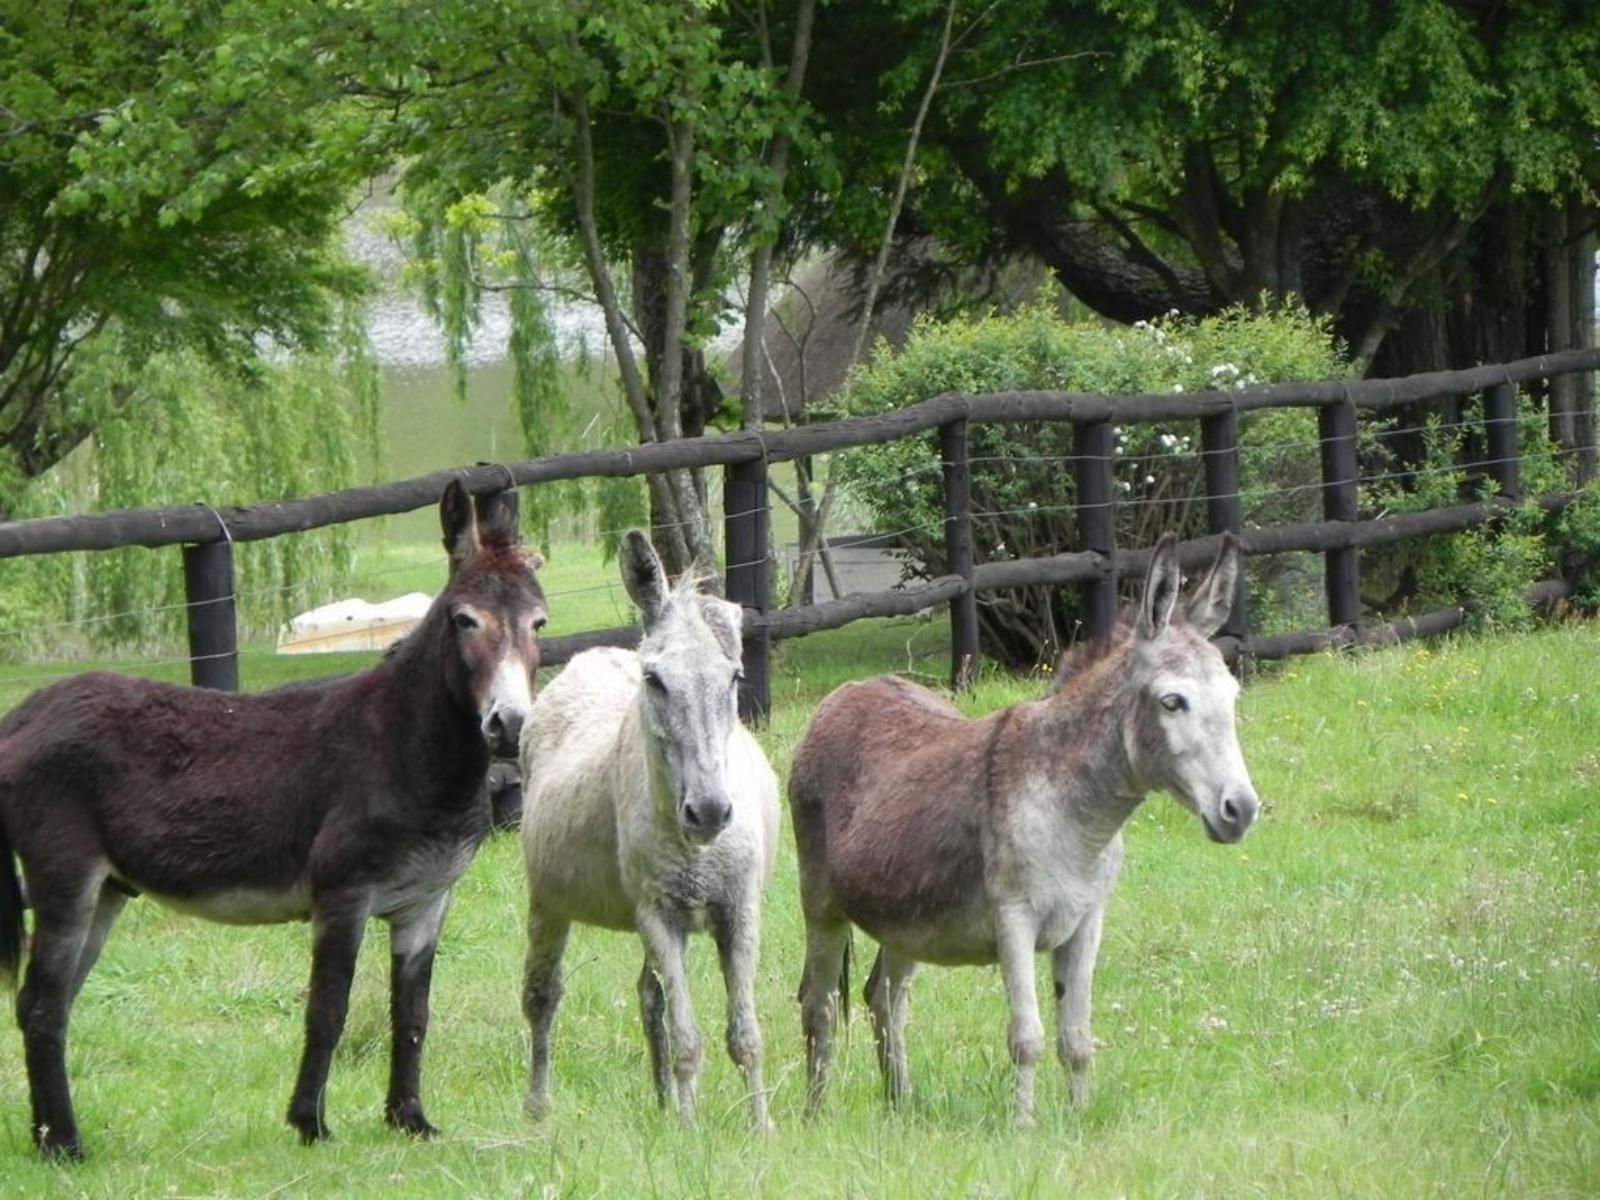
519;531;780;1131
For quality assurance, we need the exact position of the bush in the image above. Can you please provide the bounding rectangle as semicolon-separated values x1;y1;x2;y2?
1361;400;1589;633
835;302;1351;666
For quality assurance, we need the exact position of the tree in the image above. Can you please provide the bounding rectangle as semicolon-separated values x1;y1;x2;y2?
334;0;822;574
0;0;372;515
804;0;1599;430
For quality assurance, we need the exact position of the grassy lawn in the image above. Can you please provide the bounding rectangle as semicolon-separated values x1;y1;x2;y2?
0;616;1595;1196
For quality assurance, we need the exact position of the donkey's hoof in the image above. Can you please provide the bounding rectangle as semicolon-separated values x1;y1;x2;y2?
287;1106;332;1145
385;1101;440;1139
34;1128;85;1164
524;1092;553;1123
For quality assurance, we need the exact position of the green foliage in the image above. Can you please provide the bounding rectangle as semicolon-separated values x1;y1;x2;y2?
0;334;378;661
802;1;1600;373
1554;483;1600;613
0;0;376;495
1362;397;1592;632
837;302;1350;663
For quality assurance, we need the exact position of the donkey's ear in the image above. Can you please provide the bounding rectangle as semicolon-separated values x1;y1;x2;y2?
440;479;479;575
620;530;669;628
699;595;744;663
1137;532;1182;640
473;487;521;547
1186;532;1241;638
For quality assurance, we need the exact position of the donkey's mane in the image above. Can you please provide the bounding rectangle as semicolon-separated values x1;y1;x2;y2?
1049;622;1133;696
667;559;719;603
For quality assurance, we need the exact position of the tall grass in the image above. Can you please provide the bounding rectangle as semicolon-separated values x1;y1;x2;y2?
0;622;1595;1197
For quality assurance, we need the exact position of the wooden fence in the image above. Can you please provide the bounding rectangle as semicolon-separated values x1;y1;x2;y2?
0;347;1596;718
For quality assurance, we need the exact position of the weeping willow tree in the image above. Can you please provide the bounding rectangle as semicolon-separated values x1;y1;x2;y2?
0;323;381;662
392;181;647;562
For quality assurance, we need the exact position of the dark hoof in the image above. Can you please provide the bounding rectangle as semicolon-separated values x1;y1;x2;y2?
287;1107;332;1145
35;1128;85;1163
386;1100;440;1139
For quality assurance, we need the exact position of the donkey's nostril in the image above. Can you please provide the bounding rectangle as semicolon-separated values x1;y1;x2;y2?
1219;792;1259;833
683;802;702;828
486;708;525;753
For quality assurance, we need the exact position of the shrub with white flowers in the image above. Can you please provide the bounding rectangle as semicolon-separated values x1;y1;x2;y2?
835;301;1351;667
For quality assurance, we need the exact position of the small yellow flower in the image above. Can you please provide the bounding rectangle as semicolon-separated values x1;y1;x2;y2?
1455;791;1469;802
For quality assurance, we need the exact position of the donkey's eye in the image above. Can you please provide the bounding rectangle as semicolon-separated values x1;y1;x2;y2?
643;669;666;693
732;667;745;687
452;611;479;632
531;614;548;632
1160;693;1188;713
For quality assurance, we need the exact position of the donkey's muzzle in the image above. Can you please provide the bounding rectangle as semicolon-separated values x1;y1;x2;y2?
681;796;733;843
1203;791;1258;844
484;706;526;757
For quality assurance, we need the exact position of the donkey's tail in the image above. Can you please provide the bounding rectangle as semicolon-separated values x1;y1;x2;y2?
0;823;22;988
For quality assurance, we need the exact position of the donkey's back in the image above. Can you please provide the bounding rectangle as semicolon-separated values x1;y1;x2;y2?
519;646;639;930
0;670;383;906
790;674;1000;949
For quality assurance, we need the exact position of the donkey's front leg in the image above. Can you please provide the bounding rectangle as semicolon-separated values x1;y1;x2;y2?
383;893;450;1138
712;897;773;1134
1052;906;1105;1110
995;907;1044;1130
636;907;700;1118
287;900;368;1144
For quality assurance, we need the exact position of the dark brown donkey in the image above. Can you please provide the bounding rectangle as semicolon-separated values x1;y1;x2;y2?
0;480;545;1159
791;533;1258;1127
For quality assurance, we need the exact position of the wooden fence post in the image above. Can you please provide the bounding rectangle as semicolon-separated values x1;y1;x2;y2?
1200;409;1247;642
724;458;771;723
940;419;980;688
1317;399;1360;628
1073;419;1118;640
1484;382;1520;501
183;539;238;691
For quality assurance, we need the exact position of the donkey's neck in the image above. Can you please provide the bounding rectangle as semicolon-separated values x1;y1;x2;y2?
1008;657;1145;858
381;615;489;794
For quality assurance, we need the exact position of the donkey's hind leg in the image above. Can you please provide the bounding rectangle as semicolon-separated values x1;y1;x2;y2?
797;917;850;1121
16;871;105;1160
383;893;450;1138
711;896;772;1133
70;883;128;1001
864;946;917;1110
522;907;569;1121
636;961;671;1107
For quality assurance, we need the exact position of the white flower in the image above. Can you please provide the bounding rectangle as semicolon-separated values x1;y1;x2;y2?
1159;433;1177;449
1144;474;1156;485
1173;383;1184;393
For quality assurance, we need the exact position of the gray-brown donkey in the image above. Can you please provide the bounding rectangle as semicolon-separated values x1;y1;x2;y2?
790;532;1258;1126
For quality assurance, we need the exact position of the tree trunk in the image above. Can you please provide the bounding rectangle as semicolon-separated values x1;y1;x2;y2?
1569;195;1596;481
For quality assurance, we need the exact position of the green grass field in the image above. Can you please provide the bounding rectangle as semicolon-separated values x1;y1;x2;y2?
0;607;1595;1196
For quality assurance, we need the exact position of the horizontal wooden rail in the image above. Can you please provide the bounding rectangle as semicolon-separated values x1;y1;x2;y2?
966;493;1575;592
1214;576;1572;662
541;486;1579;676
2;347;1597;560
